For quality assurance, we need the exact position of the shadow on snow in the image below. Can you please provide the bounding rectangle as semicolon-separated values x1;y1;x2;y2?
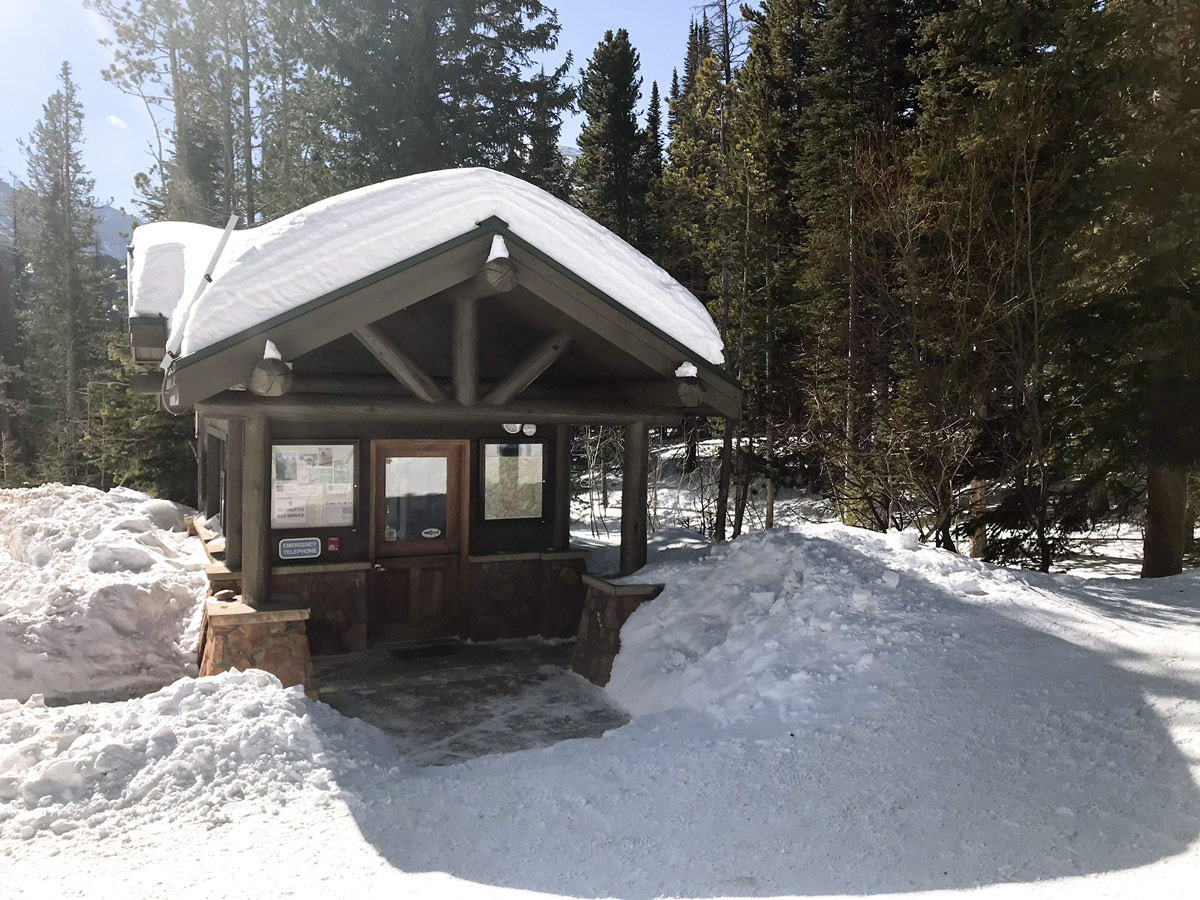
337;535;1200;898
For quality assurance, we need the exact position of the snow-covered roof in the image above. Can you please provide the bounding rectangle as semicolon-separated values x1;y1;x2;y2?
128;168;725;366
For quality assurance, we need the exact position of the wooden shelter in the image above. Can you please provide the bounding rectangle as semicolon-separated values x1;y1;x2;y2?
128;170;740;659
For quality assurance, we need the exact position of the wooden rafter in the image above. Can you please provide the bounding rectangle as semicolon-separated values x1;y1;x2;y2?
482;331;572;406
452;294;478;405
353;322;445;403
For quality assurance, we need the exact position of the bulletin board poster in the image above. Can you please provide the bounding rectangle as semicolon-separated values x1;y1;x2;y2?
271;443;356;529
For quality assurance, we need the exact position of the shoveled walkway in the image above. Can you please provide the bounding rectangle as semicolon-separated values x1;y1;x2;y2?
311;641;629;767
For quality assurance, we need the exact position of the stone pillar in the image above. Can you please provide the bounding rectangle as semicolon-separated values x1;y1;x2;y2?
571;574;663;686
199;600;315;699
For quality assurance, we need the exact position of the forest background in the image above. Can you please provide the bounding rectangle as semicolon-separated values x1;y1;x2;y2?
1;0;1197;577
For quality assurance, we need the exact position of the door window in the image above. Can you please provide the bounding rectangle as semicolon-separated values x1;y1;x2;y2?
383;456;448;542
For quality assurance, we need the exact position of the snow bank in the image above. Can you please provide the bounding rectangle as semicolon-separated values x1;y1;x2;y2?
607;527;923;730
0;670;402;841
129;168;724;365
0;485;209;702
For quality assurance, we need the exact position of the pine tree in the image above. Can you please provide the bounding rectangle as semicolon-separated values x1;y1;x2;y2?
1079;0;1200;576
17;63;118;481
900;0;1115;566
729;0;815;522
574;29;653;249
320;0;572;182
524;65;576;201
794;0;937;530
644;81;664;182
86;342;197;500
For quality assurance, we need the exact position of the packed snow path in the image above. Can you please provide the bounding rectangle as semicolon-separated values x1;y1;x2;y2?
4;525;1200;898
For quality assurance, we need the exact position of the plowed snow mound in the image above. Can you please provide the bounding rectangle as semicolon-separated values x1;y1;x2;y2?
0;670;403;841
0;485;208;702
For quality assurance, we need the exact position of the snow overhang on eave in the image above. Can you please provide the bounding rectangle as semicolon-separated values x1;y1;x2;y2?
163;218;743;417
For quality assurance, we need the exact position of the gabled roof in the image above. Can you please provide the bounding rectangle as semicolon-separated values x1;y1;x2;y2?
128;168;725;367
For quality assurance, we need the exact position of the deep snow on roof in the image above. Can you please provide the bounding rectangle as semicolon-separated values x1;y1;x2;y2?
128;168;725;366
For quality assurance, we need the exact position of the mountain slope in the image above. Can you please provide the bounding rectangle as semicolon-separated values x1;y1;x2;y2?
0;176;135;261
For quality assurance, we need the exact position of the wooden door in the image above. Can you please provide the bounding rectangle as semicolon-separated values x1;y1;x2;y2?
369;440;469;643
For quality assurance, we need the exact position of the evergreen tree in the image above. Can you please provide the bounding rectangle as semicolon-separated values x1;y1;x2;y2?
894;0;1115;566
86;342;197;500
524;65;576;201
319;0;572;182
793;0;938;530
643;81;664;181
574;29;653;249
1079;0;1200;576
16;63;118;481
681;16;715;99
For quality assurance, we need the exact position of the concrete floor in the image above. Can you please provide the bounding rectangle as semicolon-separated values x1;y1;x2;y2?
311;641;629;767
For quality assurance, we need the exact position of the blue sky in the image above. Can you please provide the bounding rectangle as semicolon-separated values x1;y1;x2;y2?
0;0;699;214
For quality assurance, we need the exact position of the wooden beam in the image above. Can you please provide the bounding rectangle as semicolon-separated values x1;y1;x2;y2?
204;433;222;518
195;420;206;513
620;420;649;576
554;424;571;551
453;294;478;405
483;331;572;406
164;232;490;410
483;234;518;292
483;257;517;292
279;374;724;414
224;418;244;571
196;392;683;427
241;414;270;607
508;244;743;419
247;358;293;397
353;322;445;403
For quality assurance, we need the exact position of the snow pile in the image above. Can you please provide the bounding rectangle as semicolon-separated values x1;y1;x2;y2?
129;168;724;364
607;527;924;730
0;485;209;702
3;520;1200;896
0;670;402;841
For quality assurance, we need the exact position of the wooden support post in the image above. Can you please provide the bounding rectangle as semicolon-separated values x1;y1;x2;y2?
453;294;478;405
353;322;445;403
620;420;649;576
554;424;572;551
224;418;244;571
204;432;222;518
195;416;206;511
483;331;572;406
241;414;271;607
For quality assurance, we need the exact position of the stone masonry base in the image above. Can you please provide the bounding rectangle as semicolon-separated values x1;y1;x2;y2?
571;575;664;686
199;601;316;699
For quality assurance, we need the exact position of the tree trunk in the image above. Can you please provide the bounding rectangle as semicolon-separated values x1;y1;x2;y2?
240;9;255;224
715;421;732;541
732;440;751;538
968;477;987;559
683;416;699;473
1142;462;1189;578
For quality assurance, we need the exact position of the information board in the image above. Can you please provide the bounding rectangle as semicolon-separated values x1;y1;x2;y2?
271;443;356;529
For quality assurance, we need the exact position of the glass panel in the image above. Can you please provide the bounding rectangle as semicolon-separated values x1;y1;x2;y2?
384;456;448;542
272;443;356;529
483;443;544;520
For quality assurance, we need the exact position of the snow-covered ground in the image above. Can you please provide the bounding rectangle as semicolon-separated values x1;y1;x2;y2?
3;513;1200;898
0;485;208;703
